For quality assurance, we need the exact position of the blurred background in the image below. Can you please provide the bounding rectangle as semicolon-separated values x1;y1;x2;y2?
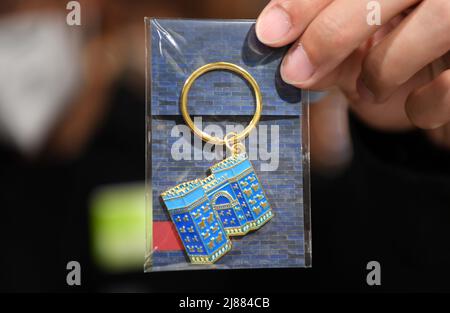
0;0;449;292
0;0;272;292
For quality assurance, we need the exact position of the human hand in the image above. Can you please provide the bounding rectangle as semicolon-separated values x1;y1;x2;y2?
256;0;450;150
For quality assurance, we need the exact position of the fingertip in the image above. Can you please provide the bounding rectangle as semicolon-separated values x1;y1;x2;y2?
280;43;316;87
255;4;292;46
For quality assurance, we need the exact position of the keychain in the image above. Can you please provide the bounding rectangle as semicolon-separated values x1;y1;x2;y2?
161;62;274;264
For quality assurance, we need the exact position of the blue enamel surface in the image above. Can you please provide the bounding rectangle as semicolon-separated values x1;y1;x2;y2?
163;185;206;210
168;198;228;258
162;154;273;259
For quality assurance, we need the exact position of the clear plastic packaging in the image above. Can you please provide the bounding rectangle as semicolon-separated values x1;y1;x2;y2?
145;18;311;272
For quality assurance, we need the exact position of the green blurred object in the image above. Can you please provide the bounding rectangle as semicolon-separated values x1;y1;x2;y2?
90;183;145;273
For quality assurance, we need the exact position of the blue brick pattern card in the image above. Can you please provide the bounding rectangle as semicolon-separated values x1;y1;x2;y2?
145;18;311;271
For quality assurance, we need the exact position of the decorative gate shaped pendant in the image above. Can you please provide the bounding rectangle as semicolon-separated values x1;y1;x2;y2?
161;154;273;264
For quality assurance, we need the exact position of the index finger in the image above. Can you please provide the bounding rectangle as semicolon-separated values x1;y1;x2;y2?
256;0;333;47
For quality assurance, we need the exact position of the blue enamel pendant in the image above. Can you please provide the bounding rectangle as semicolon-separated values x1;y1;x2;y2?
161;154;273;264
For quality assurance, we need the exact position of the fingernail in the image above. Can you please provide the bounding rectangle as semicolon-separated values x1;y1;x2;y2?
356;77;375;103
281;44;315;84
256;5;291;44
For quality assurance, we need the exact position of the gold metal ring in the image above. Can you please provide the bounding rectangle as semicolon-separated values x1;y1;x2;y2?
180;62;262;145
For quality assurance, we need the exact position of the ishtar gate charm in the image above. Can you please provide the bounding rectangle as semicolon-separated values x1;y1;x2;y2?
161;154;274;264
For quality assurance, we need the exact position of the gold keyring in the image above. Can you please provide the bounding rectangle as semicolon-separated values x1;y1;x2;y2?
180;62;262;145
